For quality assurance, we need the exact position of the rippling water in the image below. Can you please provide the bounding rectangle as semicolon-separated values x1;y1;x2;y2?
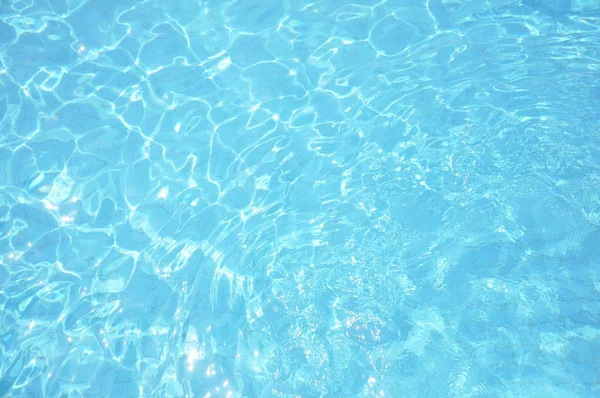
1;0;600;397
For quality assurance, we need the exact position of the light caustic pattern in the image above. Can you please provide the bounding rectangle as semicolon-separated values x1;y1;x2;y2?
1;0;600;396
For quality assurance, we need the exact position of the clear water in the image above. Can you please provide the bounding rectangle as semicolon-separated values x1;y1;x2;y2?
1;0;600;396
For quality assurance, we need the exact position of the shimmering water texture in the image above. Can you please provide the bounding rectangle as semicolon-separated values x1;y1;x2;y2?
1;0;600;396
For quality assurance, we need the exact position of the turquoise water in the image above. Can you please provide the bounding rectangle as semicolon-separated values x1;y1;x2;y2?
1;0;600;396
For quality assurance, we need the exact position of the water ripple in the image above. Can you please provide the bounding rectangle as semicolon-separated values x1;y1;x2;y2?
1;0;600;396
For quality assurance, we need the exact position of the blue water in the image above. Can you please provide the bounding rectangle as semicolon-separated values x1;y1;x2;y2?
1;0;600;396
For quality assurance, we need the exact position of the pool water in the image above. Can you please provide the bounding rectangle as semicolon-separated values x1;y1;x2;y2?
1;0;600;396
